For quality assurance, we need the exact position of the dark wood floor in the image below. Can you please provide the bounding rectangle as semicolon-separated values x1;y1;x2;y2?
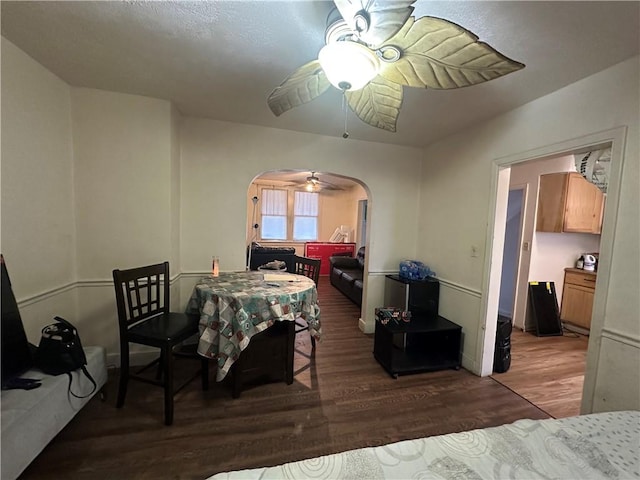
21;276;550;480
491;328;589;419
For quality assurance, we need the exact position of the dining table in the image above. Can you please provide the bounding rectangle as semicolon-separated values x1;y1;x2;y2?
185;270;321;381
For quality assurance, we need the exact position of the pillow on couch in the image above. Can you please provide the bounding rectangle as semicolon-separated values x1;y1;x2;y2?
356;246;365;269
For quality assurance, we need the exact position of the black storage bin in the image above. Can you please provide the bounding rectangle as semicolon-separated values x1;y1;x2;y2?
493;317;512;373
247;245;296;272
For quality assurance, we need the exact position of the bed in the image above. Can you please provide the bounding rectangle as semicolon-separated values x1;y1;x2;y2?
208;410;639;479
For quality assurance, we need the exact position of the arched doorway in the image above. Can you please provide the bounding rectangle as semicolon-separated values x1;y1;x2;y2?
245;169;371;322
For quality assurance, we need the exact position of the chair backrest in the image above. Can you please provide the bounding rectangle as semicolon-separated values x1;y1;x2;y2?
113;262;170;329
294;256;321;286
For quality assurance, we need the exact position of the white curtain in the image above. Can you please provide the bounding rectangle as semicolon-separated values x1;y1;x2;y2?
294;191;318;216
262;189;287;215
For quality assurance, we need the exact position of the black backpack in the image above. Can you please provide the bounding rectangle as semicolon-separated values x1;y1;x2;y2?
35;316;97;398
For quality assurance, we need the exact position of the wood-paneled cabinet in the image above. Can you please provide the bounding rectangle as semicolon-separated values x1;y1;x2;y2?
536;172;604;234
560;268;596;330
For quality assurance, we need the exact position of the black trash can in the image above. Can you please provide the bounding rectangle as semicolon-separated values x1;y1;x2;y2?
493;317;512;373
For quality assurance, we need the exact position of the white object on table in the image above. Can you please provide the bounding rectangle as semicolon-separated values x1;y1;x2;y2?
263;273;301;282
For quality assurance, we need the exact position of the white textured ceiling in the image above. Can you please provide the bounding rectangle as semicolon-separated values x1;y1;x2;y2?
2;1;639;148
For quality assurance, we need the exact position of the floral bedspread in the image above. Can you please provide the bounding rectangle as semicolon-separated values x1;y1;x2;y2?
207;410;639;479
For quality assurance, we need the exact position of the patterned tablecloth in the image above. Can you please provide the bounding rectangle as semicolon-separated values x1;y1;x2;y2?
186;271;321;381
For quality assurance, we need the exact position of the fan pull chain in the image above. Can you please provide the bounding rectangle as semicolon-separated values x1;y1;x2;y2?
342;91;349;139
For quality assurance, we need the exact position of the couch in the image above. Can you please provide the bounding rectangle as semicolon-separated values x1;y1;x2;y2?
0;346;108;479
329;246;365;306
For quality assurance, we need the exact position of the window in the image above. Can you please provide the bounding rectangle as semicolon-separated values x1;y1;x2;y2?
293;191;318;241
259;187;319;241
261;189;287;240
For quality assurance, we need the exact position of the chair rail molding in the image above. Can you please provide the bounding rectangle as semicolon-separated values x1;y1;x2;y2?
601;327;640;349
17;281;76;308
17;274;184;307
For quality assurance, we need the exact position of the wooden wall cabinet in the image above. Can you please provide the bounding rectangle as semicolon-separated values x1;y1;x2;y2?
536;172;604;234
560;268;596;330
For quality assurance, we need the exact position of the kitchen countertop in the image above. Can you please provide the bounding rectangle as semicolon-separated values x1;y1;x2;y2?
565;267;597;276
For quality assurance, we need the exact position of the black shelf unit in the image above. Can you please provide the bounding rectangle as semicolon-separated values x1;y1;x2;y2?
373;315;462;378
384;274;440;318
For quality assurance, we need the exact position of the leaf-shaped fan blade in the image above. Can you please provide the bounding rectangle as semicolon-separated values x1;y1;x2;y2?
267;60;331;116
345;76;402;132
378;16;525;89
333;0;414;47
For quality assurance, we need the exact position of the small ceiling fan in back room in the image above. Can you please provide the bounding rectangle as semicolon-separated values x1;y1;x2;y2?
299;172;342;192
267;0;524;135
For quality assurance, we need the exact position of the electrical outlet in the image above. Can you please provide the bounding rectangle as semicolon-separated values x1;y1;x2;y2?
471;245;479;257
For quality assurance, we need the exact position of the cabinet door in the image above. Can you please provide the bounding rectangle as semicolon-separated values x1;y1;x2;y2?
563;173;604;233
560;283;594;329
536;173;568;232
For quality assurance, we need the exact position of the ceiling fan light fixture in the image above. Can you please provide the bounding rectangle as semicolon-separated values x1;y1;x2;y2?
318;41;379;91
267;1;525;134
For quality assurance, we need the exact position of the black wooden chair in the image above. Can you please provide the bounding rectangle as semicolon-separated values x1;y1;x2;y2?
293;255;321;348
112;261;209;425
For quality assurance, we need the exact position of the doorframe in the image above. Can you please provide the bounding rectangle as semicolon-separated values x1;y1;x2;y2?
477;126;627;414
356;199;368;249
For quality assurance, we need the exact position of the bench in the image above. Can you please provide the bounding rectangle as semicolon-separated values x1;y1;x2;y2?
1;346;108;480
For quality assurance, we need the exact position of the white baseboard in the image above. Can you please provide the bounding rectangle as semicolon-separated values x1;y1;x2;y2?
461;351;479;375
106;350;160;370
358;317;367;333
563;322;590;336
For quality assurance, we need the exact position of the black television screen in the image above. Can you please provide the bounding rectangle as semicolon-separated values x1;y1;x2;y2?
1;254;34;383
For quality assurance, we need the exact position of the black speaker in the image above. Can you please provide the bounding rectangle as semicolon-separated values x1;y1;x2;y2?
493;316;512;373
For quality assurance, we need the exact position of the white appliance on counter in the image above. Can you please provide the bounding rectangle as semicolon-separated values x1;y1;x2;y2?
583;254;597;272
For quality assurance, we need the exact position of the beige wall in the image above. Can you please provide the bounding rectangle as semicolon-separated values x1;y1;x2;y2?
0;38;78;342
418;56;639;412
170;105;182;272
179;118;423;332
70;88;176;354
318;187;358;242
71;88;174;278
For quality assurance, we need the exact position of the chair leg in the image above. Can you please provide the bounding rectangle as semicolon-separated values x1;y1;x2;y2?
310;334;316;349
156;350;165;381
116;342;130;408
201;358;210;391
162;346;174;426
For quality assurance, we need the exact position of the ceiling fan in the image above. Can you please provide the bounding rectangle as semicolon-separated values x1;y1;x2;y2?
300;172;342;192
267;0;525;134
